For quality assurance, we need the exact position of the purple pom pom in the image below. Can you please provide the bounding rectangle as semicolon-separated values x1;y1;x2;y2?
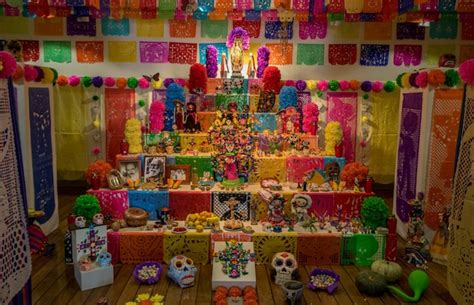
295;80;307;91
409;72;419;88
164;78;175;88
361;81;372;92
206;45;218;78
257;46;270;79
92;76;103;88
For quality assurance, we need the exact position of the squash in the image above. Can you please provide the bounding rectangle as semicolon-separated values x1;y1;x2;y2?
371;260;402;283
355;270;387;297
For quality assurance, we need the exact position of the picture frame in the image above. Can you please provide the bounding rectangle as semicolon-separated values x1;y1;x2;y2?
143;155;166;183
165;165;191;184
118;160;141;185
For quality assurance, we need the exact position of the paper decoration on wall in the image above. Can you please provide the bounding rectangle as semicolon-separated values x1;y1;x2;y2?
296;43;324;65
264;21;293;39
398;0;414;14
395;92;423;223
139;41;168;63
439;0;456;11
3;5;20;16
327;92;358;162
363;0;383;12
426;44;456;66
235;0;252;9
104;89;135;165
328;44;357;65
429;13;458;39
208;9;227;20
329;22;360;40
420;0;438;11
393;45;422;66
326;0;344;12
168;42;197;64
344;0;363;13
299;20;327;39
0;16;29;34
66;16;96;36
363;22;392;40
360;44;389;66
199;43;227;64
254;0;271;10
243;43;261;63
460;45;474;64
19;40;40;62
76;41;104;63
136;19;164;37
67;0;85;6
425;89;463;230
0;79;32;305
254;113;277;131
396;22;425;40
34;17;64;36
233;20;261;38
102;18;130;36
292;0;309;10
169;20;197;38
461;19;474;40
201;20;228;38
457;0;474;12
267;43;293;65
108;41;136;62
44;41;72;63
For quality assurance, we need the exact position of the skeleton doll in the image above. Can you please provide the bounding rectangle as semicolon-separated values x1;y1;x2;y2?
271;252;298;285
291;194;312;223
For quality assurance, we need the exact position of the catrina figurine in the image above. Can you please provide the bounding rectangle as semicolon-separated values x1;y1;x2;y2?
184;101;201;133
174;100;185;131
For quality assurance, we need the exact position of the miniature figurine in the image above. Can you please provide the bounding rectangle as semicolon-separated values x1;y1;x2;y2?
184;101;201;133
267;193;286;226
291;194;312;223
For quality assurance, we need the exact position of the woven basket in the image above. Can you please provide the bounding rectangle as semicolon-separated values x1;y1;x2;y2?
125;208;149;227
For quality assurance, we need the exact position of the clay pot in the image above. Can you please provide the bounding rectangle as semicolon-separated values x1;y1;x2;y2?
124;208;149;227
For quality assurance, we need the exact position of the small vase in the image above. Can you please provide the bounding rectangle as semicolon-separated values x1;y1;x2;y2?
335;143;343;158
90;174;101;190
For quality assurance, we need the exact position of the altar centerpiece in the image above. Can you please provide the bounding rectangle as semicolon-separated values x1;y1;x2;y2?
226;27;250;78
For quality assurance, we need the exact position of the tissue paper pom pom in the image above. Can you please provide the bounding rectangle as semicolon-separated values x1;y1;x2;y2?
85;160;113;188
92;76;103;88
149;100;166;133
188;63;208;94
317;91;323;97
328;80;339;91
164;78;175;88
372;81;383;92
68;75;80;86
51;68;58;82
339;80;350;91
205;45;218;78
317;80;328;91
361;81;372;92
104;77;115;87
12;64;23;81
428;69;445;87
137;100;145;107
341;161;369;189
409;72;419;88
444;69;460;87
306;80;317;90
24;65;37;82
125;118;143;154
396;73;404;87
295;80;306;91
263;66;281;93
363;93;369;100
41;67;54;84
325;121;343;155
127;77;138;89
34;66;44;82
152;78;163;89
384;81;396;92
175;78;187;87
401;73;411;88
226;27;250;50
349;80;360;90
278;86;298;112
0;51;17;78
82;76;92;87
138;77;150;89
460;59;474;85
415;72;428;88
116;77;127;89
285;80;295;87
257;46;270;78
302;102;319;135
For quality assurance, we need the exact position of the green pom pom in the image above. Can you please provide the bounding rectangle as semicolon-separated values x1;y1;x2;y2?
384;81;396;92
73;195;101;221
81;76;92;87
128;77;138;89
444;69;460;87
317;91;323;98
51;68;58;82
328;80;339;91
396;74;404;88
363;93;369;100
92;95;99;101
361;196;389;231
138;99;146;107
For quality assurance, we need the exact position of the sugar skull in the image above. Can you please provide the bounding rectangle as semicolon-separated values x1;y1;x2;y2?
291;194;312;223
93;213;104;225
168;255;197;288
75;216;86;228
271;252;298;285
223;79;233;94
97;251;112;268
79;255;92;271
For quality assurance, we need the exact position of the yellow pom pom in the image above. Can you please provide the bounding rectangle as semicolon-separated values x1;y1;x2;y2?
401;73;411;89
152;79;163;89
93;119;100;128
41;67;54;84
306;80;317;91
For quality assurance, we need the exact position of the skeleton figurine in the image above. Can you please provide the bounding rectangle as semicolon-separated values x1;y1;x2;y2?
291;194;312;223
271;252;299;285
75;216;86;228
168;255;198;288
92;213;104;225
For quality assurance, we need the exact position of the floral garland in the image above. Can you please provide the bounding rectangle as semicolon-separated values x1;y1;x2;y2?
205;45;218;78
125;293;164;305
257;46;270;79
226;27;250;50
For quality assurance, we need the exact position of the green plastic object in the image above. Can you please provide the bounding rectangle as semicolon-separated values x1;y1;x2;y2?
348;234;379;267
387;270;430;302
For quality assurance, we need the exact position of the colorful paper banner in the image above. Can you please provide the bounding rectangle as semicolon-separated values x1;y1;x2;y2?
328;44;357;65
102;18;130;36
168;42;197;64
43;41;72;63
296;43;324;65
393;44;422;66
267;43;293;65
363;22;392;40
34;17;64;36
201;19;228;38
360;44;389;66
108;40;136;62
139;41;168;63
136;19;164;37
76;41;104;63
199;43;227;64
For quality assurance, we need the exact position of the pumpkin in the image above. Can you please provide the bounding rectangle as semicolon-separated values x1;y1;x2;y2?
216;300;228;305
215;286;228;295
243;300;258;305
243;286;256;294
371;260;402;283
355;270;387;297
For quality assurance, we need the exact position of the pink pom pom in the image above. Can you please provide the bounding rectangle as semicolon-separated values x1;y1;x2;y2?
24;65;38;82
415;71;428;88
302;102;319;135
69;75;80;87
317;80;328;91
175;78;187;87
285;80;295;87
149;100;166;133
460;59;474;85
104;77;115;87
138;77;150;89
0;51;17;78
372;81;384;92
339;80;350;91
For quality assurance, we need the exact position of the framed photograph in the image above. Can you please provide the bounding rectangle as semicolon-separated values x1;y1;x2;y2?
165;165;191;184
143;156;166;183
118;160;141;184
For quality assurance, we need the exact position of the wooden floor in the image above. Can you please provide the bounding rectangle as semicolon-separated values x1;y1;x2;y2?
31;190;458;305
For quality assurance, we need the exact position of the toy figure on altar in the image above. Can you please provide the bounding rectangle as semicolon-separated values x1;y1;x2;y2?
226;27;250;78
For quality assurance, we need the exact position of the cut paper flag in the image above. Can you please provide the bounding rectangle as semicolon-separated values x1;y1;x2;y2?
393;44;422;66
20;40;40;62
264;21;293;39
43;41;72;63
344;0;364;13
327;0;345;13
168;42;197;64
169;20;197;38
0;16;29;34
254;0;271;10
363;0;383;12
76;41;104;63
299;20;327;39
267;43;293;65
439;0;456;12
136;19;164;37
396;22;425;40
233;20;261;38
296;44;324;65
461;20;474;40
329;21;360;40
159;0;177;10
292;0;309;10
102;18;130;36
363;22;392;40
426;44;456;66
360;44;389;66
460;45;474;64
328;44;357;65
34;17;64;36
398;0;415;14
108;41;136;62
139;41;168;63
67;16;97;36
201;20;228;38
429;13;458;39
199;43;228;64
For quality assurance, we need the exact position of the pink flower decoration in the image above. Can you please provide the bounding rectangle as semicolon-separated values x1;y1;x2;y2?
285;80;295;87
415;71;428;88
24;65;38;82
138;77;150;89
317;80;328;91
460;59;474;85
0;51;17;78
104;77;115;87
92;147;101;155
175;78;187;87
372;81;384;92
339;80;350;91
69;75;80;87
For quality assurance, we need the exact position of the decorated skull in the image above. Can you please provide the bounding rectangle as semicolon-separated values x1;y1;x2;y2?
325;161;340;182
79;255;92;271
75;216;86;228
97;251;112;267
93;213;104;225
223;79;233;94
271;252;298;285
168;255;197;288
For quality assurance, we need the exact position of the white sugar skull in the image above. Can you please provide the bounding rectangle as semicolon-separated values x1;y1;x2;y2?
75;216;86;228
271;252;298;285
93;213;104;225
168;255;197;288
97;251;112;267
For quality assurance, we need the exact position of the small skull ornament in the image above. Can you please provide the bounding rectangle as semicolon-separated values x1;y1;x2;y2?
75;216;86;228
271;252;298;285
168;255;197;288
97;251;112;267
93;213;104;225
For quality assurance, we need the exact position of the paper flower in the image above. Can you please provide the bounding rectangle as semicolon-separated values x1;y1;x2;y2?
188;63;208;94
317;80;328;91
128;77;138;89
85;160;112;188
361;80;372;92
125;118;143;153
205;45;218;78
12;64;23;82
257;46;270;79
68;75;80;86
164;78;175;88
328;80;339;91
278;86;298;112
372;81;384;92
92;76;103;88
295;80;306;91
444;69;460;87
263;66;281;93
384;81;396;92
149;100;165;133
34;66;44;82
325;121;343;155
104;76;115;87
82;76;92;87
116;77;127;89
41;67;54;84
73;195;101;221
92;147;101;155
0;51;17;78
340;161;369;189
285;80;295;87
415;72;428;88
138;77;150;89
125;293;165;305
349;80;360;90
306;80;317;90
460;58;474;85
303;102;319;135
409;72;419;88
339;80;350;91
428;69;445;87
401;73;411;88
226;27;250;50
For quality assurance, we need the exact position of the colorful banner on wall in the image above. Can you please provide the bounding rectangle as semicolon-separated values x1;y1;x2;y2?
326;92;358;163
395;92;423;223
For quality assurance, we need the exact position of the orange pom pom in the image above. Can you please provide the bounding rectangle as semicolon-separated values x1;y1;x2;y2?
85;160;113;188
340;161;369;189
428;69;446;87
116;77;127;89
12;64;23;82
56;75;69;86
349;80;360;90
